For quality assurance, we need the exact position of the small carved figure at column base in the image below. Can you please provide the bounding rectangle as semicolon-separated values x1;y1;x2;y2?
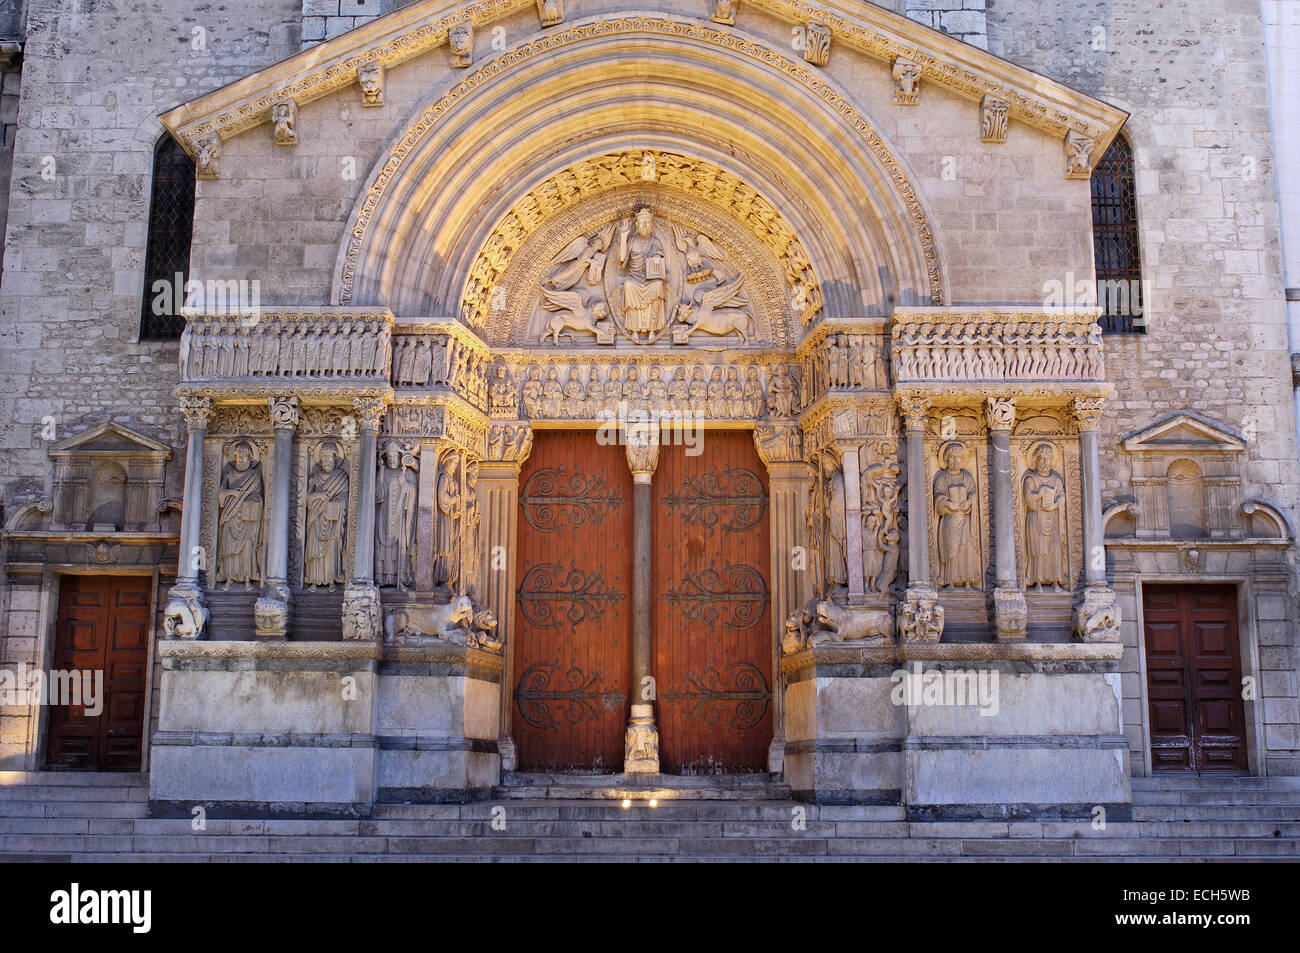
1075;586;1121;642
499;735;518;772
624;704;660;774
163;584;209;640
341;583;382;641
254;595;289;640
898;587;944;642
992;586;1027;641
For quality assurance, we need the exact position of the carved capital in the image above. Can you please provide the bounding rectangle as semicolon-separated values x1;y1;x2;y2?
486;423;533;464
710;0;736;26
980;96;1009;144
271;99;297;146
195;136;219;179
179;396;213;432
1075;586;1121;642
625;428;659;480
341;583;382;641
804;23;831;66
1072;396;1105;432
898;395;931;433
992;586;1027;641
268;395;300;430
753;422;802;466
357;62;383;106
1065;129;1095;179
984;396;1016;432
892;58;922;105
353;395;387;433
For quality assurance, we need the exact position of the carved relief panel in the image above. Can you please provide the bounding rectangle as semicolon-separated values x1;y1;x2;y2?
924;410;989;592
294;407;361;592
202;407;273;593
1009;410;1083;592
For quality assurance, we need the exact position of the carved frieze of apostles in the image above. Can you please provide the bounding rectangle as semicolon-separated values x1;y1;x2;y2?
375;440;419;590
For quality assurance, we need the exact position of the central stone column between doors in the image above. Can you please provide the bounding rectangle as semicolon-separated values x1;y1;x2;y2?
624;427;660;774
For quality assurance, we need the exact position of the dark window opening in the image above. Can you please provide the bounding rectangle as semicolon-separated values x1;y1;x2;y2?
139;135;195;340
1090;135;1145;334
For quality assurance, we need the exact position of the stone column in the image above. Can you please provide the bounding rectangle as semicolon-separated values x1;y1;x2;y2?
754;422;808;773
163;396;212;639
897;396;943;642
839;445;866;602
1072;396;1121;641
342;396;386;641
483;424;533;772
256;395;298;640
624;426;660;774
986;397;1027;639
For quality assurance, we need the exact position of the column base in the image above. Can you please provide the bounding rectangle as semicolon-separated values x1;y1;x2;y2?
898;587;944;642
162;583;209;640
341;582;382;641
1074;585;1122;642
992;586;1027;641
255;583;291;640
499;735;518;772
624;704;660;774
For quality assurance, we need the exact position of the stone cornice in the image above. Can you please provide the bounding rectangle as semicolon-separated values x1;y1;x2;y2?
157;1;1126;172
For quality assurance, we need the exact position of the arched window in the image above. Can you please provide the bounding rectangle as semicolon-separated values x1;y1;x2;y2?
1091;135;1144;334
139;134;196;340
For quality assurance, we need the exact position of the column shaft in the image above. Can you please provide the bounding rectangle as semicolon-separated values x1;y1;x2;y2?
905;427;929;587
177;426;206;586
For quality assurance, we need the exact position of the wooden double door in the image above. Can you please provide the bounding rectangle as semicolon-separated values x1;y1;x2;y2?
45;575;151;770
512;431;773;774
1143;584;1248;773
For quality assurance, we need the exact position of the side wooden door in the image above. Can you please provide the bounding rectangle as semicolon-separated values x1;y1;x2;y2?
653;432;773;773
1144;584;1248;773
512;433;633;772
45;575;151;770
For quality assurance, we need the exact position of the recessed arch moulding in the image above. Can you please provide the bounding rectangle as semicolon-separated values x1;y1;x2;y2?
332;18;947;338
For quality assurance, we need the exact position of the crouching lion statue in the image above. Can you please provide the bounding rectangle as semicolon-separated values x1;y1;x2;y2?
384;595;503;653
782;599;895;654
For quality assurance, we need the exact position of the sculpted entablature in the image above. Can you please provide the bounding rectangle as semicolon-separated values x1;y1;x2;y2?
158;0;1126;175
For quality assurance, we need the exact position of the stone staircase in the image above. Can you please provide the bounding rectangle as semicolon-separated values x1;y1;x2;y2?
1;771;1297;861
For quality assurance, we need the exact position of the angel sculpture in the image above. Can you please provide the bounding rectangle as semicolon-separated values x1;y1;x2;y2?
670;275;755;345
545;223;616;290
540;286;615;345
671;224;726;284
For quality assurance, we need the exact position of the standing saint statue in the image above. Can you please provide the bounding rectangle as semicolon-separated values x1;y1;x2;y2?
933;442;981;588
217;441;263;590
823;455;848;588
1022;443;1069;588
375;440;418;589
304;440;349;591
616;207;667;342
434;451;462;592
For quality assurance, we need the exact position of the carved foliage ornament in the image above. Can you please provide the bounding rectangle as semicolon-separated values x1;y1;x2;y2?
893;58;922;105
804;23;831;67
981;96;1009;144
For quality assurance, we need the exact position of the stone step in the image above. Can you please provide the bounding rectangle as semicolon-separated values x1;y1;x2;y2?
1131;805;1300;821
1131;776;1300;791
495;772;791;800
1131;790;1300;806
0;784;148;801
0;771;149;787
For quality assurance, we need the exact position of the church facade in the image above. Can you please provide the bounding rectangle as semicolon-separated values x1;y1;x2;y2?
0;0;1297;817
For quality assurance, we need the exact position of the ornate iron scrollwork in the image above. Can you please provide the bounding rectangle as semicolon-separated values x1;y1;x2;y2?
517;562;627;628
662;664;771;730
660;466;767;535
519;466;626;534
514;661;627;730
660;561;769;628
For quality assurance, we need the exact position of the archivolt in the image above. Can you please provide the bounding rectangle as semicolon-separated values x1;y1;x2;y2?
332;15;947;324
